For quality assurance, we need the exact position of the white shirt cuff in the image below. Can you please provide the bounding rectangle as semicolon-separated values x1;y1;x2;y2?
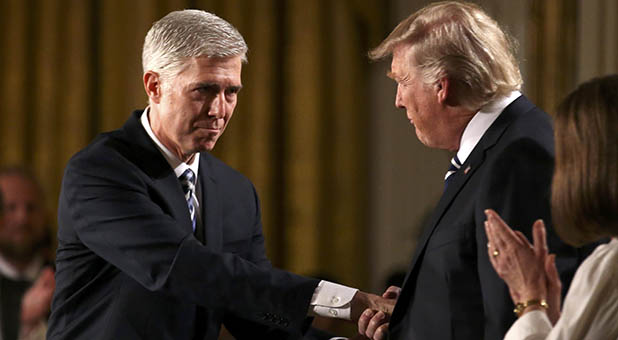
505;310;552;340
310;280;358;320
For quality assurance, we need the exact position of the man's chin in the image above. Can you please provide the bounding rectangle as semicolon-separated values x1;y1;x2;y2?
194;139;218;153
414;129;429;146
0;241;39;262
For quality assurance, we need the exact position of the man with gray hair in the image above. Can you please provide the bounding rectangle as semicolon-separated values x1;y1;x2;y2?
48;9;392;340
357;2;596;340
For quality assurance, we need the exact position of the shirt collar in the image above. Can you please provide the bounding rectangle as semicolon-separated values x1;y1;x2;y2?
140;107;200;178
0;254;44;281
457;91;521;163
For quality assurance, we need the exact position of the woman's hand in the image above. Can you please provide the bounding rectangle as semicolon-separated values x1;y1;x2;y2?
484;209;549;307
544;253;562;324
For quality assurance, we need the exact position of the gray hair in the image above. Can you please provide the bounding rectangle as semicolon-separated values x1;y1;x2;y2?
369;1;522;111
142;9;248;80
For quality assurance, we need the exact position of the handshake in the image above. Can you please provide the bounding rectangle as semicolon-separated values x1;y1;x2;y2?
350;286;400;340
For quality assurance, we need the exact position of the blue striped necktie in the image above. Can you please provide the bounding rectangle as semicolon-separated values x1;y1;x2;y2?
179;169;197;231
444;155;462;190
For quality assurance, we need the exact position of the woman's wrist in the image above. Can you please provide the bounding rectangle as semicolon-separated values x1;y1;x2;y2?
513;299;548;317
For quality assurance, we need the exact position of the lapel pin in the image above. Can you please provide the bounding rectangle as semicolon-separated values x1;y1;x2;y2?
464;166;471;174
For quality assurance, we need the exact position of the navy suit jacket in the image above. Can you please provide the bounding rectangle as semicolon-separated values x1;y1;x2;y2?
48;110;319;340
388;96;597;340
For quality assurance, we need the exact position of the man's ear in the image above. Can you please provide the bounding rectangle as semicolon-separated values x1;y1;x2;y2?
144;71;162;104
436;77;449;105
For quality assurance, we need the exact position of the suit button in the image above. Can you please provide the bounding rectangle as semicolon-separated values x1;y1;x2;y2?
328;309;338;317
331;296;340;304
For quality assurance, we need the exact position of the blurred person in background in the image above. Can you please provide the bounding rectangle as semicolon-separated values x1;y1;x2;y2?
0;167;55;340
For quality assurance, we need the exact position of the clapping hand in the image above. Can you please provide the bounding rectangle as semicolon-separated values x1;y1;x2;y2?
20;266;55;335
484;209;561;323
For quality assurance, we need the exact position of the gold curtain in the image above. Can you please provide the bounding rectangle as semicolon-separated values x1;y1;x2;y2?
0;0;386;290
524;0;578;113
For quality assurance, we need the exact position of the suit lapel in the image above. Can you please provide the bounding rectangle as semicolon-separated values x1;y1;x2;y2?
120;110;194;235
153;173;195;235
395;96;535;313
199;154;223;251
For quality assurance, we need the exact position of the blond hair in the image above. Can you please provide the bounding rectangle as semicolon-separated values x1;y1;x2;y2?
369;1;522;110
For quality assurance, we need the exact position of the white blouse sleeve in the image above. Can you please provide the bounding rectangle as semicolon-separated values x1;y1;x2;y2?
504;239;618;340
505;310;552;340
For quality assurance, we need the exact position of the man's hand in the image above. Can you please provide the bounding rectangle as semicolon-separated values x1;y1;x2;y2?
350;289;396;322
357;286;400;340
21;267;55;328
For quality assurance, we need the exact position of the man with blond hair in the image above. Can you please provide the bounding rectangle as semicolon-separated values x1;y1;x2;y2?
48;9;392;340
358;2;596;339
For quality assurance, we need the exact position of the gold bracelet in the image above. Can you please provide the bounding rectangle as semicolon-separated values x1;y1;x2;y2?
513;299;548;317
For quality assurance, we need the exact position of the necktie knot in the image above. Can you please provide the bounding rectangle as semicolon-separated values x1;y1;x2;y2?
444;155;462;190
179;169;196;200
179;169;197;231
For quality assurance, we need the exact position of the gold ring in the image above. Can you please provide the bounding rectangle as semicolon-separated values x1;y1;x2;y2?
492;249;500;257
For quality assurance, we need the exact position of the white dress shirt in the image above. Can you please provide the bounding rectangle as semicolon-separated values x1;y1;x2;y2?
140;109;201;223
505;238;618;340
140;109;357;320
0;255;43;282
456;91;521;164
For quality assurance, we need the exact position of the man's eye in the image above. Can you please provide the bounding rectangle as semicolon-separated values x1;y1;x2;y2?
225;87;240;95
196;85;219;93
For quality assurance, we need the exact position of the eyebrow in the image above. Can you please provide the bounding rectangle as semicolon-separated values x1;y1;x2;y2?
386;71;405;82
193;82;243;92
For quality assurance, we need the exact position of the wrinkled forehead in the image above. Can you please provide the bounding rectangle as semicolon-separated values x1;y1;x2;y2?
388;44;417;81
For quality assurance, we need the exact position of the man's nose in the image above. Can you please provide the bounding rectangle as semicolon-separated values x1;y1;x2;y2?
209;92;226;118
395;85;404;109
12;205;31;225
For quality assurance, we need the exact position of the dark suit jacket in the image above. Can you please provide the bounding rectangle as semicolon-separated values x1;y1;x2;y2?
47;110;319;340
1;275;33;340
388;96;597;340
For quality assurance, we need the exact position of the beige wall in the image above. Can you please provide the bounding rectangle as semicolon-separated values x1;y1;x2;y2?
577;0;618;83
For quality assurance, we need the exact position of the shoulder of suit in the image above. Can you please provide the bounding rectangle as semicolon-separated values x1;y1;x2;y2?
199;152;254;187
502;104;553;142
